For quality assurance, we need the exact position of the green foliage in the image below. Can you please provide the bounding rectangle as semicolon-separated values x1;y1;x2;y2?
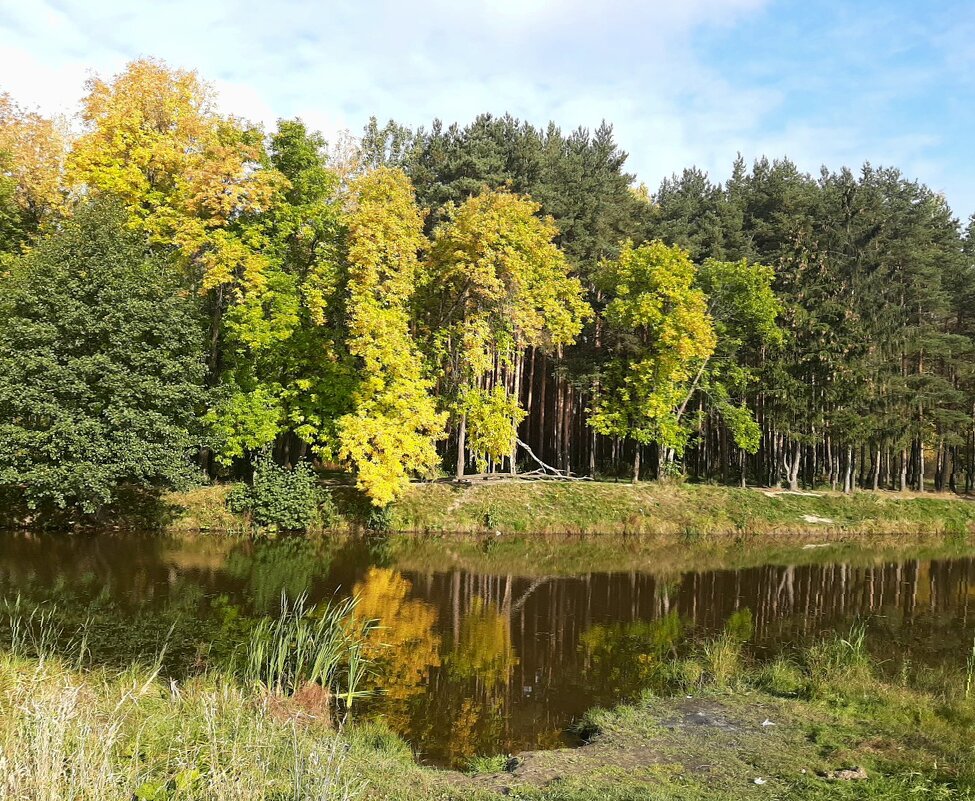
208;118;353;467
227;456;328;532
589;240;716;459
240;592;370;705
0;199;205;514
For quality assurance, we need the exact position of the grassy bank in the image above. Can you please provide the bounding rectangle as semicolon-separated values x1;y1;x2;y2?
2;627;973;800
164;480;975;555
471;624;975;799
388;480;975;537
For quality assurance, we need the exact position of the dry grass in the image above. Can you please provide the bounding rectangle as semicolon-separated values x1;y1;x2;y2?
0;655;366;801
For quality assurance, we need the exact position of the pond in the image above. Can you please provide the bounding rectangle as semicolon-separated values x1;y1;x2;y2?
1;532;974;767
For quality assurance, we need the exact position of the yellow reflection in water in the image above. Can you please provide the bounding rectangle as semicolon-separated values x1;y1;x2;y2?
354;568;442;710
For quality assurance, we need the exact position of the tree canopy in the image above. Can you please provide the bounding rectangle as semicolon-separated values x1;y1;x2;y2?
1;58;973;516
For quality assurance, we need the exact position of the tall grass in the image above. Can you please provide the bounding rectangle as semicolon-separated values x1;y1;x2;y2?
2;595;91;667
240;592;374;712
0;654;366;801
966;636;975;701
0;596;382;800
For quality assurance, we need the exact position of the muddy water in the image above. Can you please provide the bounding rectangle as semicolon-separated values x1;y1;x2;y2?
1;532;973;766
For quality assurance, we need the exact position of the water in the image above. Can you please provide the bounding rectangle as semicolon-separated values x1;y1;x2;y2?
1;532;974;767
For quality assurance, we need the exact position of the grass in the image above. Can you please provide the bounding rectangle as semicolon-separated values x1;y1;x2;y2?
239;592;372;706
390;480;975;537
162;480;975;543
0;653;392;801
2;621;974;800
530;624;975;800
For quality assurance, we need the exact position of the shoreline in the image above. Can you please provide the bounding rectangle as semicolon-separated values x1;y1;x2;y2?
167;479;975;540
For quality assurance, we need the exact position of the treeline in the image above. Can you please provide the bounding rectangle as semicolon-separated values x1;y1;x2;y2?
1;59;973;516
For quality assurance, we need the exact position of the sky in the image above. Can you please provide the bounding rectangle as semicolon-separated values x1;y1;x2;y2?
1;0;973;220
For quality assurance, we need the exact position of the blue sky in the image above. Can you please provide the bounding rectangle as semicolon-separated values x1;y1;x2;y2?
2;0;973;220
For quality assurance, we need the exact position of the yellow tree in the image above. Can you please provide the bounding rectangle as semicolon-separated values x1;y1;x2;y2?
0;94;67;250
68;59;283;284
335;168;445;506
423;190;590;477
588;241;716;481
66;59;286;376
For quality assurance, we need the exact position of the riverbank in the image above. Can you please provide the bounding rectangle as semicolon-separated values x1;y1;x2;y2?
3;628;972;800
166;479;975;545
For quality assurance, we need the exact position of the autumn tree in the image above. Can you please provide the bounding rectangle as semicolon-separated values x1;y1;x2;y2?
0;94;67;253
66;59;285;381
335;168;445;505
589;241;716;481
689;257;782;483
422;190;590;477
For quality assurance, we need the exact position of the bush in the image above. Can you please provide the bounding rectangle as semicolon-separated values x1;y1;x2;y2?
228;457;334;532
0;200;206;515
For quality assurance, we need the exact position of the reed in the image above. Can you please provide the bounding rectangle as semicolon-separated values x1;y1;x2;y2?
966;636;975;701
240;592;373;711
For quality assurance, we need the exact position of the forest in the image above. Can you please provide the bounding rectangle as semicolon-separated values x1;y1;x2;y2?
2;58;974;516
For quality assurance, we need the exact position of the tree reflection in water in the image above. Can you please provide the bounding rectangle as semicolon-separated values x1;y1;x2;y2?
0;532;973;766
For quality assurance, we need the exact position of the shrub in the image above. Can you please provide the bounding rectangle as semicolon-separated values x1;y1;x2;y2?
228;457;332;532
364;503;393;532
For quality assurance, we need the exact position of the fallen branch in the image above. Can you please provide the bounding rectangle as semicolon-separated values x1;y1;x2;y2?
515;438;592;480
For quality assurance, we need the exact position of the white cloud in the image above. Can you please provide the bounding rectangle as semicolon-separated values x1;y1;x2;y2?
0;0;972;218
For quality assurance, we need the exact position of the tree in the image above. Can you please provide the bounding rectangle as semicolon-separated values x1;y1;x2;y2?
207;119;352;466
689;257;782;483
0;200;205;514
66;58;286;391
422;189;590;476
589;241;716;481
68;59;284;284
335;168;445;506
0;93;67;253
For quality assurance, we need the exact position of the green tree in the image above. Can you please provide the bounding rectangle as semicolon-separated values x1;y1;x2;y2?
207;119;352;467
0;200;205;514
589;241;716;481
422;189;590;476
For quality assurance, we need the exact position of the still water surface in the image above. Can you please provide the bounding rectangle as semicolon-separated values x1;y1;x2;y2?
1;533;974;766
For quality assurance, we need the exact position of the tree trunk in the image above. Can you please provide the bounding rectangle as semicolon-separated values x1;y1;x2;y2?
632;446;641;484
843;446;854;494
455;412;467;480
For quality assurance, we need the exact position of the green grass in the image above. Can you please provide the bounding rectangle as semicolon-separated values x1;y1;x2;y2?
389;480;975;537
466;753;511;775
2;623;974;800
170;479;975;540
162;480;975;552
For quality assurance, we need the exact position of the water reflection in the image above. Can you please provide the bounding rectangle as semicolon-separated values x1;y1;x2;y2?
0;532;974;766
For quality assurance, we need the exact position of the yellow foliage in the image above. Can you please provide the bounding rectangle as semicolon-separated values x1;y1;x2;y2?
426;189;591;360
66;58;285;291
448;597;518;687
353;568;441;726
590;240;716;452
337;169;446;505
0;94;67;230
